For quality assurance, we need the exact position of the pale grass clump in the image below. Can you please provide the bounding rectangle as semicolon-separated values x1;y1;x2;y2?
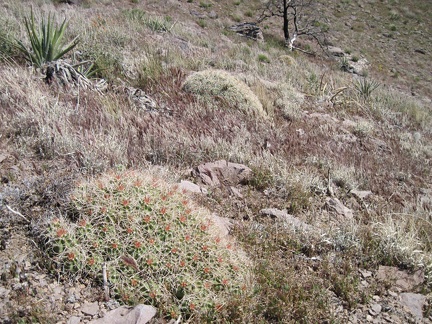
182;69;267;118
398;131;432;159
274;82;305;120
352;120;374;138
372;214;427;268
372;87;432;131
331;165;359;191
45;170;252;320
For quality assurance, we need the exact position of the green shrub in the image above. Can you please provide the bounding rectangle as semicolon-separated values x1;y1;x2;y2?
15;10;79;68
45;170;251;320
257;54;270;63
182;69;267;118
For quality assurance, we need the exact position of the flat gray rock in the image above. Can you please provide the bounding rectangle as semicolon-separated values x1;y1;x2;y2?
67;316;81;324
376;266;424;292
81;302;99;316
260;208;316;232
89;305;157;324
179;180;208;194
399;293;426;320
325;198;354;219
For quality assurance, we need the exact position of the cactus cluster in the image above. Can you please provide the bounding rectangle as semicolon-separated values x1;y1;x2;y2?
46;170;251;320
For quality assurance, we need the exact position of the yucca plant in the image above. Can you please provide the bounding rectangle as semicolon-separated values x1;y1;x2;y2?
354;78;380;102
15;9;79;68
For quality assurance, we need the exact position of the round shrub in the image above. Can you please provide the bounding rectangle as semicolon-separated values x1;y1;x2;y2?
45;170;251;320
182;69;267;118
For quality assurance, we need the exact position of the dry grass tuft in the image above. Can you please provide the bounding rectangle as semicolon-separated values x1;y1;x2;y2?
182;69;267;118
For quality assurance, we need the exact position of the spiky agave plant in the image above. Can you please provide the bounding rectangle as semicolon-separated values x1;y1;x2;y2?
15;9;79;68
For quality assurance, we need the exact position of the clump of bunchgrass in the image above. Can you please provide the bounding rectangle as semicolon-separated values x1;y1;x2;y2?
182;69;267;118
45;170;251;320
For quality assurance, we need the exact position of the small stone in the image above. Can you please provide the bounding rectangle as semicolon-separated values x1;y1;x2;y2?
351;190;373;199
208;10;218;19
68;316;81;324
366;314;373;322
89;304;157;324
388;290;398;297
369;303;382;316
372;295;381;301
359;269;372;278
178;180;207;194
229;186;243;199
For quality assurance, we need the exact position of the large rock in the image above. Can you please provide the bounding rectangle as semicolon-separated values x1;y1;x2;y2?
399;293;426;320
229;23;264;41
89;305;157;324
193;160;252;187
327;46;344;57
260;208;316;232
376;266;424;292
325;198;354;219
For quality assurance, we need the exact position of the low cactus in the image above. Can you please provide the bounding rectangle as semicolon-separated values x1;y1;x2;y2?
45;170;251;320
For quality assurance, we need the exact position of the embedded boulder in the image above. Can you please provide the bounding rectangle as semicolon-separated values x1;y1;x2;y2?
193;160;252;187
229;23;264;41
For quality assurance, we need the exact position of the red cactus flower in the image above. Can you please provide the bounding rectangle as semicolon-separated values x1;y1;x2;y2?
171;248;178;254
203;267;210;274
126;227;133;234
182;199;188;206
202;245;208;251
180;260;186;267
144;197;151;204
193;255;199;261
133;180;142;187
131;279;138;286
164;224;171;231
181;281;187;288
149;291;156;299
67;252;75;261
117;184;125;191
87;258;95;266
215;236;221;244
56;228;67;237
179;215;187;223
160;207;167;215
78;219;87;227
122;199;129;206
148;238;155;245
112;243;118;249
185;235;191;242
101;206;107;213
189;303;196;310
161;195;167;201
134;241;142;248
222;279;229;285
147;259;153;265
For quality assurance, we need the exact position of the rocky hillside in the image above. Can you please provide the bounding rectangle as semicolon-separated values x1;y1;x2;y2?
0;0;431;323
